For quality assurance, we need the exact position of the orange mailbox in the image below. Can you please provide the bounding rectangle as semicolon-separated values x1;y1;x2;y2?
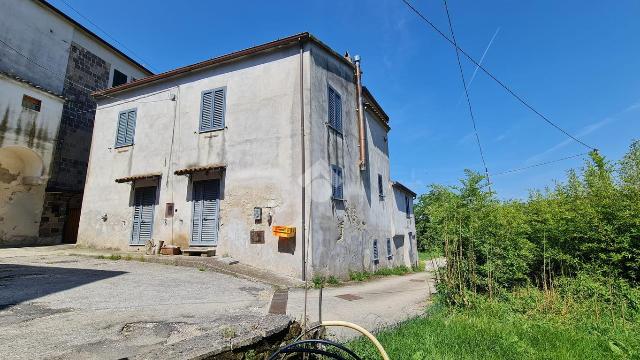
272;225;296;238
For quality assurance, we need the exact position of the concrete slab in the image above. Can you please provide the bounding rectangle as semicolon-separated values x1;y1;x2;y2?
0;252;292;359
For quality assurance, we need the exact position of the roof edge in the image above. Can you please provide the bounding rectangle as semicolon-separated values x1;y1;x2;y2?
93;32;355;99
36;0;153;76
392;181;417;198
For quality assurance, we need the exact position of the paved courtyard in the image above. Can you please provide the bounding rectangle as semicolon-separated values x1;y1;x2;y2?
0;251;286;359
0;247;441;359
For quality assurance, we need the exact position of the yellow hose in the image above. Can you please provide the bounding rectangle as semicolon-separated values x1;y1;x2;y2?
320;320;390;360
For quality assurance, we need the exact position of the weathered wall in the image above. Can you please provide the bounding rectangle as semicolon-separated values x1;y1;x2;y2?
0;0;148;94
391;186;418;267
0;0;151;244
0;74;63;246
308;44;415;278
78;46;308;278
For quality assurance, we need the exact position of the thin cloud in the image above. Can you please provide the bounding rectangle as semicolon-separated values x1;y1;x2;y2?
457;131;475;144
526;117;614;163
456;27;501;105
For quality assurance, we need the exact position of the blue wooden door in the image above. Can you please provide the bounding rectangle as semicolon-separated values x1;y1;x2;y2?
131;186;156;245
191;180;220;246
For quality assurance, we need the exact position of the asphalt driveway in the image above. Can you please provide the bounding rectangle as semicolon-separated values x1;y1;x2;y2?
0;252;283;359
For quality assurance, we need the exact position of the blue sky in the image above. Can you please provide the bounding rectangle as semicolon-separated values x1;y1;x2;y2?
49;0;640;199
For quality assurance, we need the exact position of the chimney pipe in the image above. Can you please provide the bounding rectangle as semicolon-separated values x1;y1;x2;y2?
354;55;366;171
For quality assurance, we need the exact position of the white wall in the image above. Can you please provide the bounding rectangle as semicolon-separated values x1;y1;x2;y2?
0;0;149;94
79;47;306;277
0;74;64;245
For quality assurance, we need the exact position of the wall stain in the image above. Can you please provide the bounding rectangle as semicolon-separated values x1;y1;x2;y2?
0;164;19;184
14;113;22;139
27;120;37;148
0;108;8;147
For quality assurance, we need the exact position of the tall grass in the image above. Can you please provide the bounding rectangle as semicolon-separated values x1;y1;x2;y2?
348;276;640;359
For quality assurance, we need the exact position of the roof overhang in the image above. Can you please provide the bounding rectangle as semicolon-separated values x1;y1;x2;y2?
114;173;161;183
92;32;354;99
392;181;417;198
174;164;226;176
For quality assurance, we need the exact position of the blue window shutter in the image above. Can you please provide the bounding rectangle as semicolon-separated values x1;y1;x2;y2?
200;88;225;132
373;240;379;262
191;180;220;245
386;238;393;259
116;109;136;147
126;110;136;145
115;112;128;147
212;88;225;129
131;186;155;245
200;90;213;131
331;165;343;199
378;174;384;198
337;167;343;199
328;87;335;128
334;92;342;132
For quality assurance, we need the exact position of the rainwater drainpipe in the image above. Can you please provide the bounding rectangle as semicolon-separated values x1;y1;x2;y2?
354;55;366;171
299;39;307;282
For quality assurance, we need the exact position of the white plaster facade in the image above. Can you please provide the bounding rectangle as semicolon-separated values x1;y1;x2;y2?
79;35;417;279
0;73;64;246
0;0;152;246
0;0;149;94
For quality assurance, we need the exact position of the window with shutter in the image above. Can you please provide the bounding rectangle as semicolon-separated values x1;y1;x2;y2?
373;239;379;262
200;88;225;132
331;165;343;199
131;186;156;245
327;86;342;133
378;174;384;199
386;238;393;259
115;109;137;147
405;196;411;218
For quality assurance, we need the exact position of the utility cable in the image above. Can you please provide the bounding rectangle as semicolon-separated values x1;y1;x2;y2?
493;152;590;176
442;0;492;190
400;0;597;151
58;0;159;73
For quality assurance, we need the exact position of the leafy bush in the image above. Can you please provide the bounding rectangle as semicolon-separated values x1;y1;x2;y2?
415;140;640;304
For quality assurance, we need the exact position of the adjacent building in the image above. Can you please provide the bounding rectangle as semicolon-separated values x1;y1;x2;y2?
0;0;152;246
80;33;417;279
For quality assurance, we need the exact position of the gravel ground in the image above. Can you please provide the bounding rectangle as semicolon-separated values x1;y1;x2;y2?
0;253;283;359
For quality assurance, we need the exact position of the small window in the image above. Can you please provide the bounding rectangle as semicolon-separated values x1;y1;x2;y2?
405;196;411;218
112;68;128;87
378;174;384;198
331;165;344;199
327;86;342;132
200;88;226;132
373;239;379;262
22;95;41;112
115;109;137;147
386;238;393;259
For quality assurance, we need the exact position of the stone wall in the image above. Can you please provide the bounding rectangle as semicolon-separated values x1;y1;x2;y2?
48;42;110;192
40;42;110;243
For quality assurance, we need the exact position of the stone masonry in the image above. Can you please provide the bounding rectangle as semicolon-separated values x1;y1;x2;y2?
39;42;111;242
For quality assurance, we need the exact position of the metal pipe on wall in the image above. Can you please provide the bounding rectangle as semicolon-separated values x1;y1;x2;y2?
299;40;307;282
354;55;366;171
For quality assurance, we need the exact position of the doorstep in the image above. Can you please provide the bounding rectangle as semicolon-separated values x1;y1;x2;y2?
181;247;216;257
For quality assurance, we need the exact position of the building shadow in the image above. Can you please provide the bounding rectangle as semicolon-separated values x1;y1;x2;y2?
0;264;126;310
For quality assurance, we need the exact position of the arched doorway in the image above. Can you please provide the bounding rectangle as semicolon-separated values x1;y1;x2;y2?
0;146;47;246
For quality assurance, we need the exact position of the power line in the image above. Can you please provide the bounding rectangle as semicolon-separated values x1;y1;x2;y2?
442;0;492;190
493;152;590;176
400;0;597;151
58;0;159;73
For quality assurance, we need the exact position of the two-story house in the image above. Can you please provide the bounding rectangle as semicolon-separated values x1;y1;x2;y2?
0;0;152;246
80;33;417;279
